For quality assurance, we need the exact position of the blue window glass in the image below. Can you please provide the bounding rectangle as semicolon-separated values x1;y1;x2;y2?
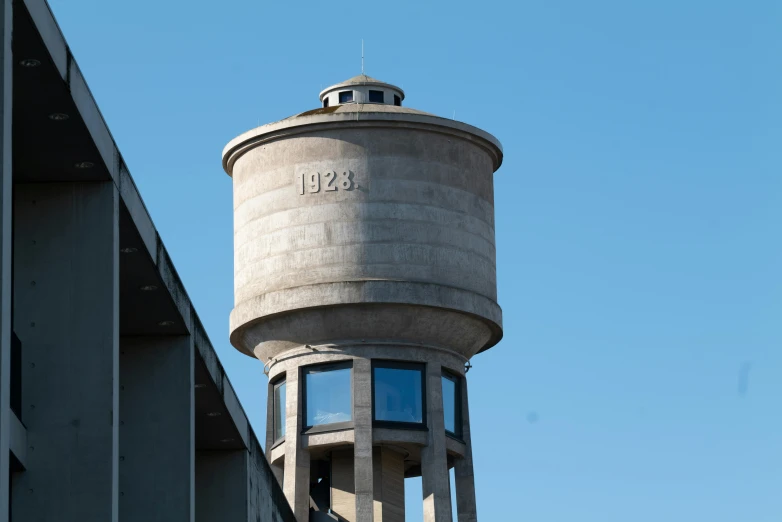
305;365;352;427
373;364;424;424
442;375;457;435
338;91;354;103
369;90;384;103
273;380;286;441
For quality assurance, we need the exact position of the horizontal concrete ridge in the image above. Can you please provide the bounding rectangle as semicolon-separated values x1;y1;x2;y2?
221;108;504;175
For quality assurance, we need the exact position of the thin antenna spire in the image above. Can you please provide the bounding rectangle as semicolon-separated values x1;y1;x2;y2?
361;40;364;74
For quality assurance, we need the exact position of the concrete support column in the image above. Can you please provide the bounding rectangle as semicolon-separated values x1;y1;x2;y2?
11;182;120;522
454;379;477;522
421;364;452;522
331;448;355;520
283;366;309;521
119;335;195;522
373;447;405;522
196;450;247;522
0;0;11;519
353;357;374;522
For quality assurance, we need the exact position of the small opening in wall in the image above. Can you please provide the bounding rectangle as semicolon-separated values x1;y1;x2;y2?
394;94;401;106
323;97;329;108
339;91;354;103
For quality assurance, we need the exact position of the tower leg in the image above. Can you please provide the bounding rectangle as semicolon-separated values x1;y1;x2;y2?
454;379;477;522
283;367;310;521
353;357;374;522
421;365;453;522
375;447;405;522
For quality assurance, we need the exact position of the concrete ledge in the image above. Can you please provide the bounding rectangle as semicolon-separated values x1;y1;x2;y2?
445;436;466;459
270;442;285;464
303;429;354;449
193;313;254;451
118;165;156;258
222;110;503;174
221;375;249;448
69;60;117;183
374;428;428;446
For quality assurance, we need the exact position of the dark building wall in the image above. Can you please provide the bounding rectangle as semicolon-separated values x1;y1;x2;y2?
0;1;297;521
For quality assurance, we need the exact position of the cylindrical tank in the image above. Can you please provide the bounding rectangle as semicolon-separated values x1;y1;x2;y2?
222;74;503;522
223;79;503;364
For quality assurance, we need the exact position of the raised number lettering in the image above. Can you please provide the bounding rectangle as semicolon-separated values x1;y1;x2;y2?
308;173;320;193
324;171;337;191
339;171;353;190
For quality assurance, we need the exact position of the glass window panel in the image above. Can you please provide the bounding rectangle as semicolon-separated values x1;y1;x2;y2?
442;376;457;434
393;94;401;106
274;381;286;440
338;91;354;103
374;366;423;423
369;90;384;103
305;366;352;427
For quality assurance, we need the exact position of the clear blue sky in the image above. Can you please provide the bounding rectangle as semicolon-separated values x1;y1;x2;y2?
49;0;782;520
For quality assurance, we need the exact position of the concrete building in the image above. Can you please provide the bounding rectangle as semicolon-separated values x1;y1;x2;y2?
0;1;294;521
222;74;503;522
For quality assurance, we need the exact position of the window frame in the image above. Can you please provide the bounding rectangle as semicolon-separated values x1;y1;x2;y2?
301;360;354;434
338;90;354;104
393;94;401;106
441;369;463;440
368;90;384;103
323;97;329;108
371;360;428;431
271;375;286;447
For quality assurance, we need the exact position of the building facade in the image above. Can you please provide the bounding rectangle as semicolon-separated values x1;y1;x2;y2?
222;75;503;522
0;1;294;521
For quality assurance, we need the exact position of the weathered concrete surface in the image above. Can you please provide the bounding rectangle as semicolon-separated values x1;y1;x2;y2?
375;447;405;522
331;448;356;520
353;357;374;522
119;336;194;522
248;433;297;522
225;117;503;362
454;379;478;522
283;365;310;520
12;182;119;522
421;364;452;522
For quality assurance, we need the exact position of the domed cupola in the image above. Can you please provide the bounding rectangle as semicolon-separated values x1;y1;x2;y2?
318;74;405;108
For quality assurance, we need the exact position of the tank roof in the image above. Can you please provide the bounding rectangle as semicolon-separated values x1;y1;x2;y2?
319;74;405;101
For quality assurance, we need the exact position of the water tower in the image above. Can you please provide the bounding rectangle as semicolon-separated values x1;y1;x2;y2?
221;74;503;522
